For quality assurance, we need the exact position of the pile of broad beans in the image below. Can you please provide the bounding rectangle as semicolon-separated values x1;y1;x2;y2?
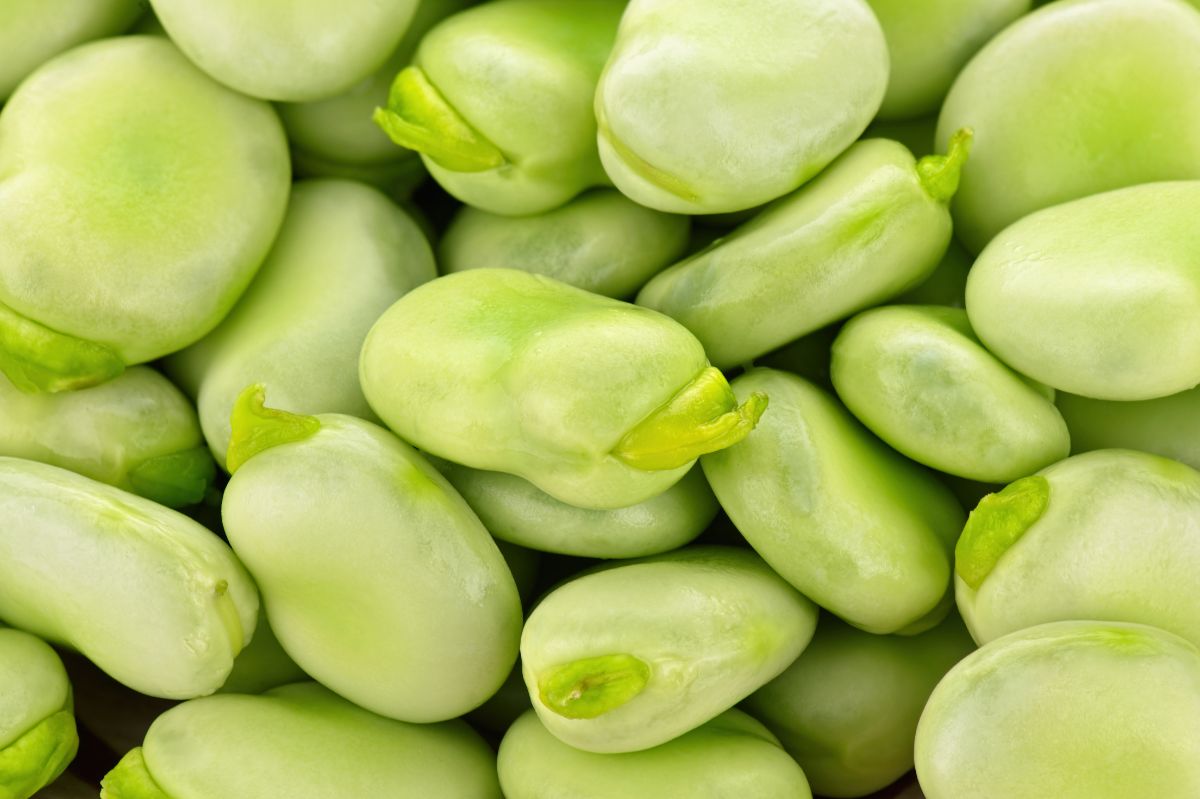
2;1;1200;797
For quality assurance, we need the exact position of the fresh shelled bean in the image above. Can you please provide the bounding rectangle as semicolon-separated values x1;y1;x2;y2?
0;36;290;393
0;628;78;799
956;450;1200;648
499;709;813;799
637;134;970;368
1057;387;1200;470
866;0;1031;121
744;613;974;798
100;682;502;799
966;181;1200;401
0;0;143;99
440;189;690;299
360;269;767;510
165;179;434;469
595;0;888;214
439;461;716;558
222;387;522;722
0;459;258;698
916;621;1200;799
937;0;1200;252
0;367;214;507
830;305;1069;483
520;546;817;753
374;0;624;215
702;369;964;634
148;0;419;101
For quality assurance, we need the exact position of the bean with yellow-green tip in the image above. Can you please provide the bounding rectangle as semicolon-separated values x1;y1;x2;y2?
222;386;522;722
360;269;768;510
0;628;78;799
0;458;258;698
521;546;818;753
99;682;501;799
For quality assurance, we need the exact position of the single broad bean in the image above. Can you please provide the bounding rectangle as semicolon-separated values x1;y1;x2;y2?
937;0;1200;252
359;269;768;510
0;458;258;698
594;0;888;214
218;608;308;695
0;367;214;507
221;387;522;722
440;189;690;299
165;179;434;470
831;305;1069;483
374;0;624;215
955;450;1200;648
99;682;501;799
277;0;474;180
439;460;716;558
867;0;1032;121
499;708;813;799
0;0;142;99
0;628;78;799
1057;387;1200;471
520;546;818;753
744;613;975;798
915;621;1200;799
0;36;290;393
966;181;1200;401
636;134;971;368
702;369;964;634
149;0;418;101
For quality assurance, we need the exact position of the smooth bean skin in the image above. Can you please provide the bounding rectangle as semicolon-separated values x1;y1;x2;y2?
637;137;966;368
499;708;812;799
165;180;434;470
595;0;887;214
277;0;473;173
99;682;501;799
937;0;1200;252
831;305;1069;483
375;0;624;216
0;367;214;507
0;37;290;393
440;189;690;299
1057;387;1200;470
149;0;418;101
956;450;1200;649
0;459;258;699
439;461;716;558
521;546;818;753
218;609;308;696
867;0;1031;120
915;621;1200;799
744;613;974;798
0;0;142;99
222;403;522;723
0;629;77;799
702;370;964;634
966;181;1200;401
360;269;767;510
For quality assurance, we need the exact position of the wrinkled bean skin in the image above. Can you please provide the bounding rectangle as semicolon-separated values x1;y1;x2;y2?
166;180;434;470
595;0;888;214
916;621;1200;799
100;683;501;799
937;0;1200;252
956;450;1200;649
0;458;259;699
499;709;813;799
521;547;817;753
702;369;964;634
966;181;1200;401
